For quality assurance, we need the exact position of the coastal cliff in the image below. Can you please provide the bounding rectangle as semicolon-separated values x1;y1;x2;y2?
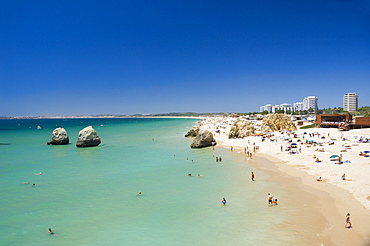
47;127;69;145
76;126;101;147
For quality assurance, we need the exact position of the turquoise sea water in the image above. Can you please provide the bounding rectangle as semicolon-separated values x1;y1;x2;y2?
0;118;297;245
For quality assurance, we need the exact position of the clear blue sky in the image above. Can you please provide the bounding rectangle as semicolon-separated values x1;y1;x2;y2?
1;0;369;116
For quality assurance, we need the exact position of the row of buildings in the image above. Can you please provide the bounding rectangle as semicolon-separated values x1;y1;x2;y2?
260;93;359;113
260;96;319;113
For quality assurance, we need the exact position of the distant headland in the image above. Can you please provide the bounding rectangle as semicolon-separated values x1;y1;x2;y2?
0;112;229;119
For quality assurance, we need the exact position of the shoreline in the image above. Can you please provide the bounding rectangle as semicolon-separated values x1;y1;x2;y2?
200;117;370;245
0;115;208;120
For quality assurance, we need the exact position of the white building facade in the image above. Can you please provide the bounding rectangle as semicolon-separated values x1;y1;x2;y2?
260;104;273;113
303;96;318;112
343;93;358;112
293;102;304;111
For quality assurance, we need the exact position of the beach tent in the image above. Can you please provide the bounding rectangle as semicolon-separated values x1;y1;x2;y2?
330;155;340;161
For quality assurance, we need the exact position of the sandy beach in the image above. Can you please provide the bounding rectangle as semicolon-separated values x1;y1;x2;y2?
199;117;370;245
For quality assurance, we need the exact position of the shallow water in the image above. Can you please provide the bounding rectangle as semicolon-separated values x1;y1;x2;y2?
0;118;298;245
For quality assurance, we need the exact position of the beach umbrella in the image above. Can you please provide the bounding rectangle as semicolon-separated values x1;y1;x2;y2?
330;155;339;158
291;143;297;146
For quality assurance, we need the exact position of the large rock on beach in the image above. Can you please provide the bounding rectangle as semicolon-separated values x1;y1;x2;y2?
190;129;216;148
228;120;255;139
76;126;101;147
261;114;297;132
185;126;200;137
47;127;69;145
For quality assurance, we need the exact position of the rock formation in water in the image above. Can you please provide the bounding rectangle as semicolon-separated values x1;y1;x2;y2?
190;129;216;148
228;120;255;139
261;114;297;132
76;126;101;147
185;126;200;137
47;127;69;145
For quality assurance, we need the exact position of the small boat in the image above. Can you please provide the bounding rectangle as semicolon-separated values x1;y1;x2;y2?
338;122;349;131
37;125;42;130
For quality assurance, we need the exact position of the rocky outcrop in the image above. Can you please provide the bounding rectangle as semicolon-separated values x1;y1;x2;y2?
185;126;200;137
228;120;255;139
76;126;101;147
190;129;216;148
261;114;297;132
47;128;69;145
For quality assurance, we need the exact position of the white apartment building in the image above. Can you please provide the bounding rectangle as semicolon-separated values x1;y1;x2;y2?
260;104;273;113
303;96;318;112
293;102;304;111
343;93;358;112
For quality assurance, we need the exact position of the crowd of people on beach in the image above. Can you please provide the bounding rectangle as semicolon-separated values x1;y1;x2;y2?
197;116;369;235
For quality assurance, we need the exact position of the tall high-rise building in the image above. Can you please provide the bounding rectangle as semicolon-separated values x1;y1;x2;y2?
303;96;318;112
343;93;358;112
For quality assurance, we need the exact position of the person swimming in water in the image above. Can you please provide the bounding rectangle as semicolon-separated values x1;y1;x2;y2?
48;228;54;235
221;198;227;205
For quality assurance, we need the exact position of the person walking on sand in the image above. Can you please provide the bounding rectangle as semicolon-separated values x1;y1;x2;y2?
345;213;352;228
251;172;255;181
